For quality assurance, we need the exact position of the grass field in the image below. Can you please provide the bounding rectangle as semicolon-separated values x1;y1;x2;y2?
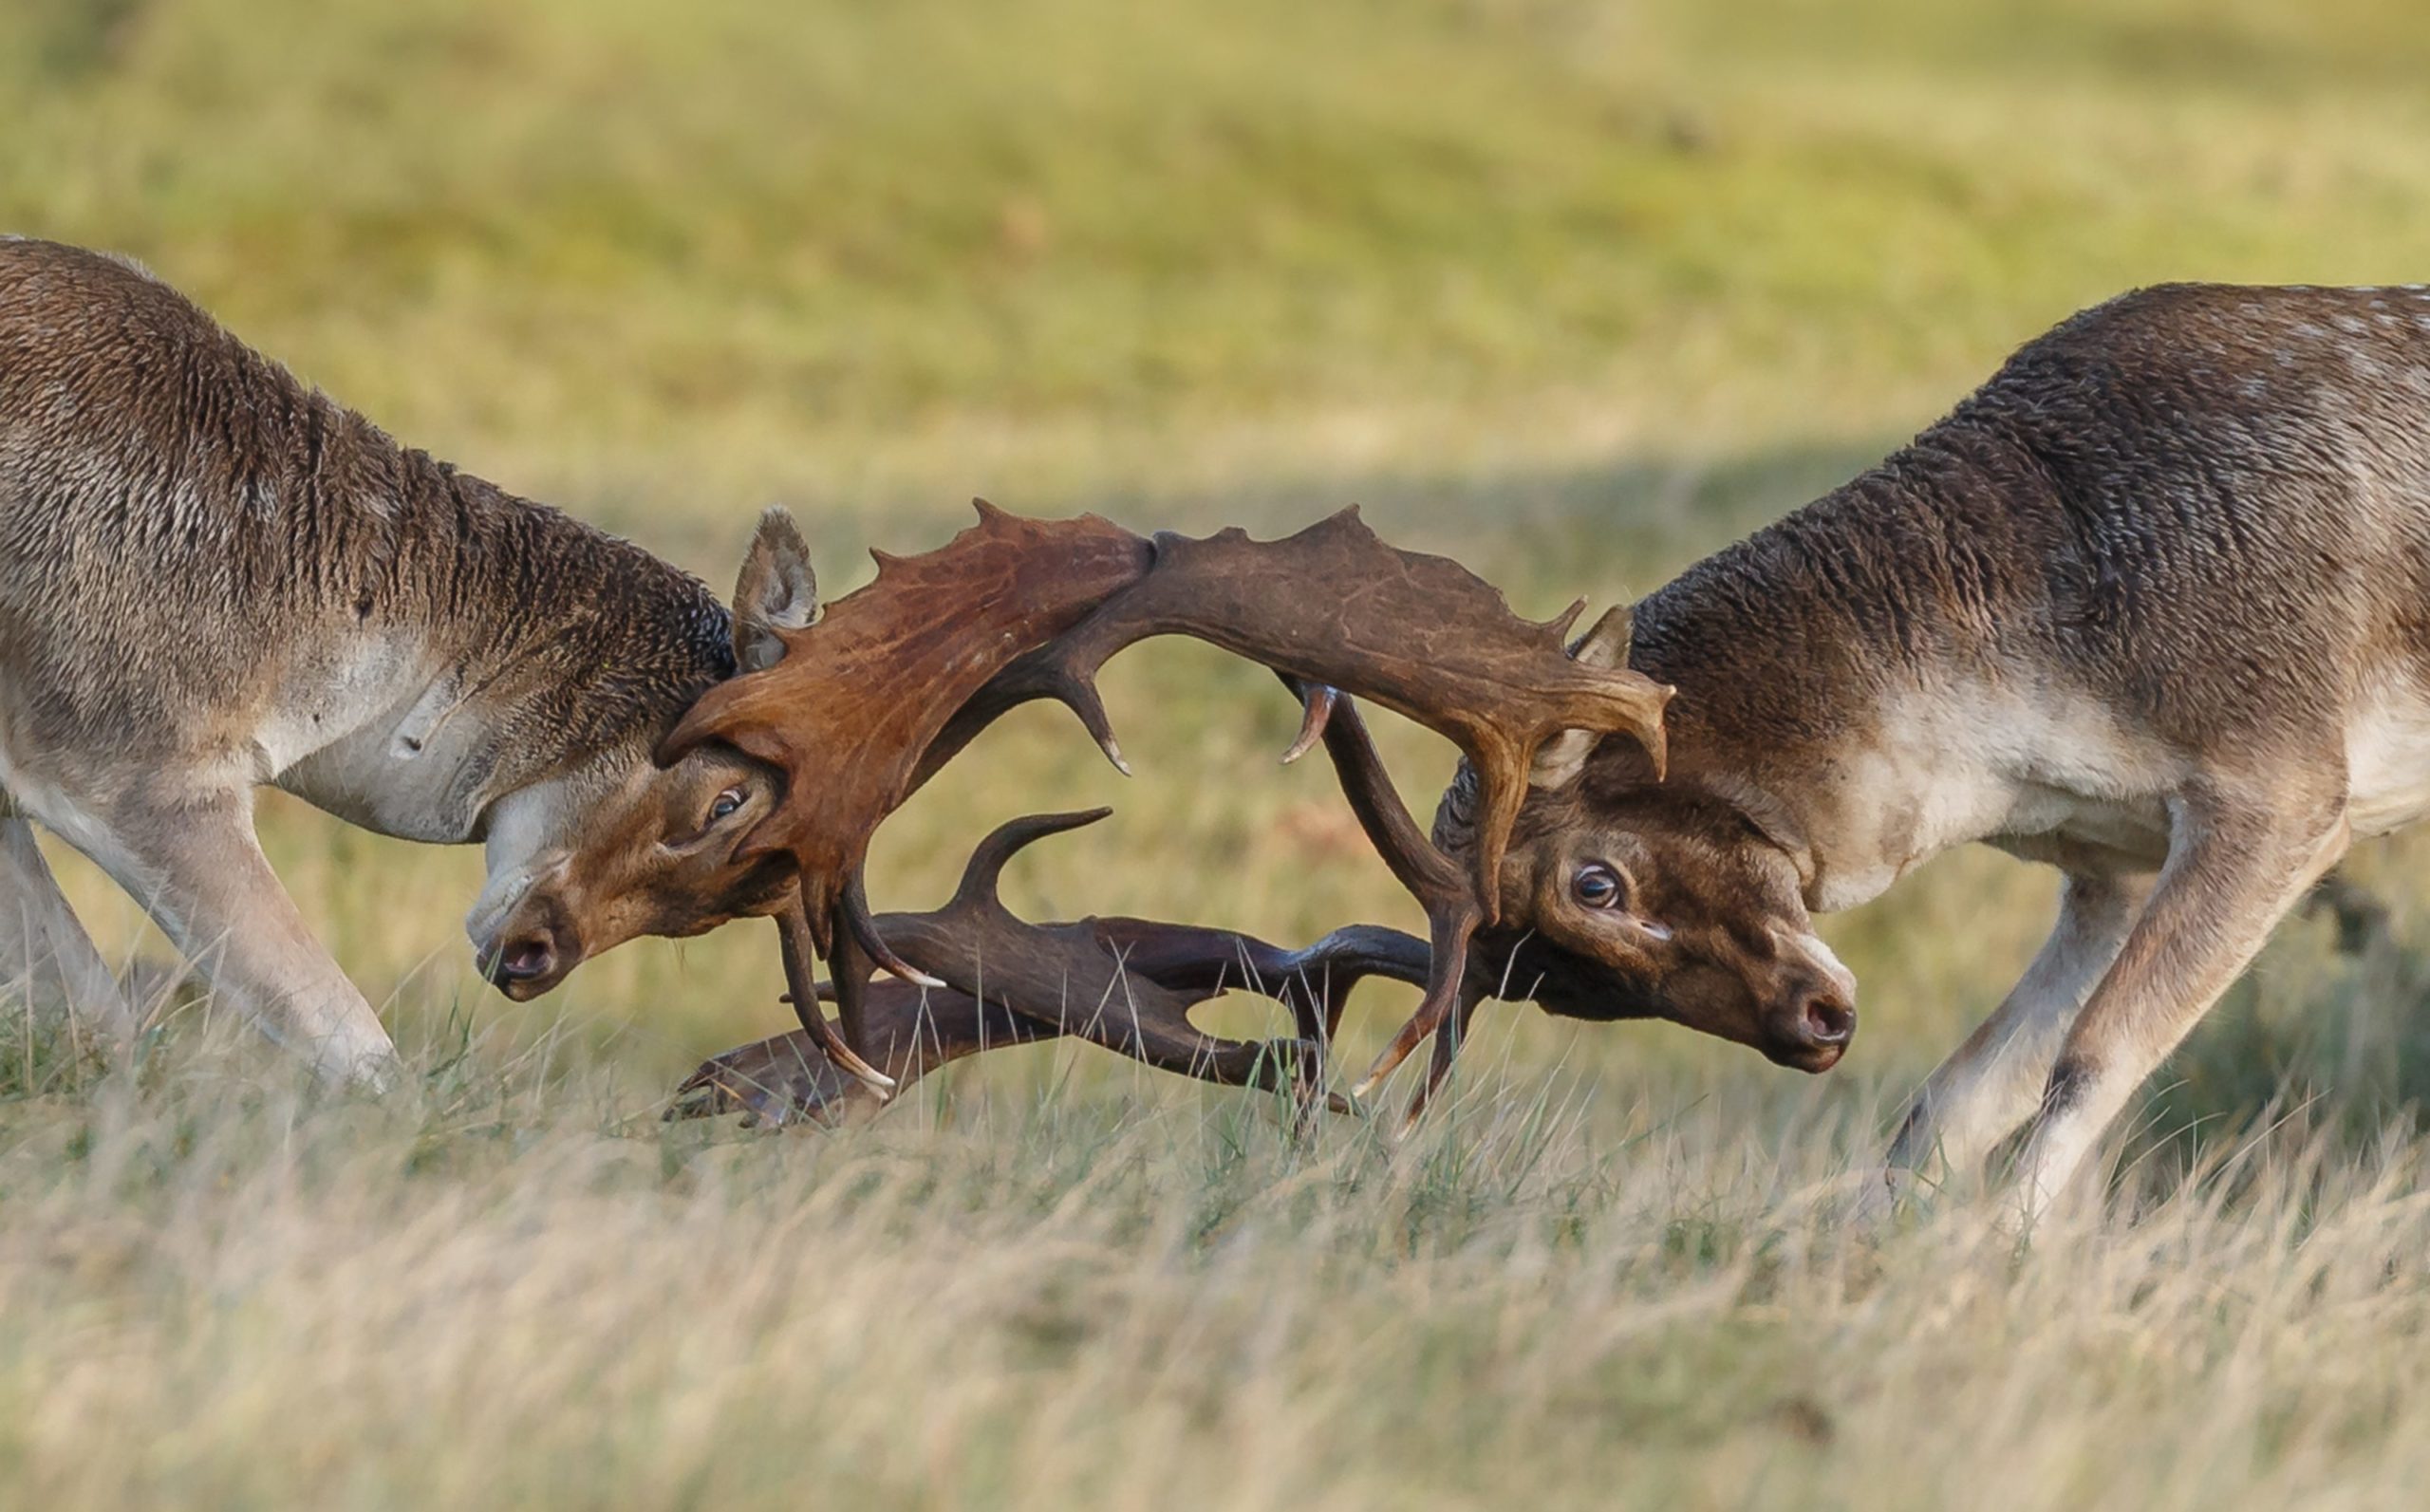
11;0;2430;1505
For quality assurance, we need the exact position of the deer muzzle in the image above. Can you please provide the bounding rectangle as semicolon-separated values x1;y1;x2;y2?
472;887;584;1000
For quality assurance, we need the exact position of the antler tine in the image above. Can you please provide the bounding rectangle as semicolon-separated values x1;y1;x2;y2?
908;641;1133;790
773;901;896;1096
1278;682;1337;766
945;808;1113;910
1350;907;1481;1100
838;872;944;991
1400;987;1486;1132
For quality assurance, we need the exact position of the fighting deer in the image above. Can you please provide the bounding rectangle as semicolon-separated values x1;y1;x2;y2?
673;285;2430;1221
0;237;875;1087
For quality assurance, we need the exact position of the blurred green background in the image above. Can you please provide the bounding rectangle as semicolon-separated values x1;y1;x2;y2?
10;0;2430;1107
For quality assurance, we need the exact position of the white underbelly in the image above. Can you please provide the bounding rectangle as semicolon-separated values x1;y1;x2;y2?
2346;680;2430;836
1811;681;2185;908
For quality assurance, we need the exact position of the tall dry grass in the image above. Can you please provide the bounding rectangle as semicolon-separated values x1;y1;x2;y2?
9;1001;2430;1509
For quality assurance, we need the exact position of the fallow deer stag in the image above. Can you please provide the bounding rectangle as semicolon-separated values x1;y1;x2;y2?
0;238;880;1087
658;503;1673;1123
1430;282;2430;1219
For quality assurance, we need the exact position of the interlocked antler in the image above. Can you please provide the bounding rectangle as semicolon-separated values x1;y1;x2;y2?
664;502;1663;1121
858;809;1426;1103
930;510;1671;1114
669;811;1430;1124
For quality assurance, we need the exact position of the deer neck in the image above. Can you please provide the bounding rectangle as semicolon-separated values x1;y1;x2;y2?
268;420;732;843
1632;424;2086;912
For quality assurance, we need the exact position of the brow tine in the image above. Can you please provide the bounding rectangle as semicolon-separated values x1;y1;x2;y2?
777;896;895;1095
842;869;944;988
1279;682;1336;765
1350;902;1477;1100
1401;986;1484;1132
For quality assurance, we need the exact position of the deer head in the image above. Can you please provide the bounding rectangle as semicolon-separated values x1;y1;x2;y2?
463;510;830;1003
1433;625;1860;1073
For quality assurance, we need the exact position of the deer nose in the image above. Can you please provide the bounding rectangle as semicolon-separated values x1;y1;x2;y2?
1777;979;1856;1069
1801;993;1854;1045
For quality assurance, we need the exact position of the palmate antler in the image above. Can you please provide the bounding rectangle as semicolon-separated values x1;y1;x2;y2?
916;510;1672;1115
663;502;1669;1119
658;505;1155;1094
668;812;1430;1125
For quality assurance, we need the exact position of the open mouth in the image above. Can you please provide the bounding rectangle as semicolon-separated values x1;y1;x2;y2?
478;935;570;999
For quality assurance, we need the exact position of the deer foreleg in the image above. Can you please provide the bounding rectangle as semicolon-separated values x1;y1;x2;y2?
70;791;401;1090
2009;788;2349;1224
1882;869;2153;1197
0;816;138;1038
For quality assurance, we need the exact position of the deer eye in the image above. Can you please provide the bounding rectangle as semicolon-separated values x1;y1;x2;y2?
708;786;748;824
1572;864;1622;909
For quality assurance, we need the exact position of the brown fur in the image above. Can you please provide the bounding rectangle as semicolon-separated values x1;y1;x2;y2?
1456;283;2430;1211
0;238;808;1081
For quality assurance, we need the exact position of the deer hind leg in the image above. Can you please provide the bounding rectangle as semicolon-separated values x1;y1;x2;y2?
1882;868;2154;1196
71;789;401;1090
2010;785;2350;1223
0;816;138;1038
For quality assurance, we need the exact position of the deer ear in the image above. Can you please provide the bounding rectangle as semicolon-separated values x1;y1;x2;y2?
732;507;818;673
1531;605;1636;790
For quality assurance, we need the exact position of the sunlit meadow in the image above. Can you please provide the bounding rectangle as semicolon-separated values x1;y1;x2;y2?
9;0;2430;1504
